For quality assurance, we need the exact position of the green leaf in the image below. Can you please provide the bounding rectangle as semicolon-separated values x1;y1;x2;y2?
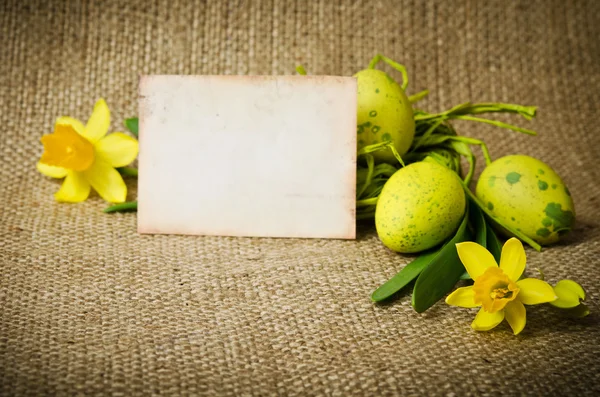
486;220;503;263
371;249;440;302
104;201;138;213
412;208;471;313
460;272;471;280
460;201;486;280
124;117;139;137
408;90;429;104
470;200;487;247
459;271;472;280
117;167;138;177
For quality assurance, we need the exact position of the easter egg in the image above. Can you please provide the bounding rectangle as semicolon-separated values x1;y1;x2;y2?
355;69;415;163
375;161;466;253
476;155;575;245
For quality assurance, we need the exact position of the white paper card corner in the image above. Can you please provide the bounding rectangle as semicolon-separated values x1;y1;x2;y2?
138;75;357;239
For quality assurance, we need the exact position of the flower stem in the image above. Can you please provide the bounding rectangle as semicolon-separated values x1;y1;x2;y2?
367;54;409;90
408;90;429;104
117;167;138;177
104;201;138;213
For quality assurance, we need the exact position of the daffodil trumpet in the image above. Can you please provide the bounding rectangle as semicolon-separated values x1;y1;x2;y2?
446;237;557;335
37;99;139;203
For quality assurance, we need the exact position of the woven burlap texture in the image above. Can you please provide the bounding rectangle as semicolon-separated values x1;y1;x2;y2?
1;0;599;395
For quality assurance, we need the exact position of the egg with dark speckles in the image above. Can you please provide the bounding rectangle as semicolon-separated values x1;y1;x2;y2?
476;155;575;245
375;161;466;253
355;69;415;163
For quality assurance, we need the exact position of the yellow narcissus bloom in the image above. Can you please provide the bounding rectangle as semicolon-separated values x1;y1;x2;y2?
446;238;557;335
37;99;138;203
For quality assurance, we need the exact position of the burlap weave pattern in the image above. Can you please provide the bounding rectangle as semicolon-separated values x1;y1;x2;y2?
1;0;599;395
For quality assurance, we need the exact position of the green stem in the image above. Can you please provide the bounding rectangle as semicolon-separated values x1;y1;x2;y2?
455;115;537;136
415;102;537;122
367;54;409;90
459;103;537;120
534;267;545;281
357;197;379;207
356;210;376;220
408;90;429;104
449;141;476;186
386;142;405;167
357;154;375;198
449;136;493;165
367;55;379;69
358;140;405;167
414;102;472;121
117;167;138;177
104;201;138;213
412;119;445;150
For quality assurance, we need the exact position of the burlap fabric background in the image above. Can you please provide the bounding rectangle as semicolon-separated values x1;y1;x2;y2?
1;0;599;395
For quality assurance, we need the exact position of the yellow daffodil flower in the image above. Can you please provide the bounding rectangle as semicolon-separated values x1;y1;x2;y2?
37;99;139;203
446;238;557;335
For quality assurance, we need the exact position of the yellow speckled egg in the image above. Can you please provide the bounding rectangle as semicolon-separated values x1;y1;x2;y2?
355;69;415;163
476;155;575;245
375;161;466;253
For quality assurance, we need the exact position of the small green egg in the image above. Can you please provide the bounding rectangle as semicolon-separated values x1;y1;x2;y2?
375;161;466;253
355;69;415;163
476;155;575;245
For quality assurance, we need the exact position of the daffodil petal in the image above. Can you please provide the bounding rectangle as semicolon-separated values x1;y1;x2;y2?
56;116;86;136
504;300;526;335
516;278;557;305
557;279;585;300
445;286;480;308
95;132;139;167
83;159;127;203
471;308;504;331
37;161;68;178
456;242;498;280
499;237;526;281
54;171;91;203
83;98;110;142
550;280;585;308
550;288;579;309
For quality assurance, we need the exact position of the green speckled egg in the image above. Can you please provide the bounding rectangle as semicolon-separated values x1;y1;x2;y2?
476;155;575;245
375;161;466;253
355;69;415;163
